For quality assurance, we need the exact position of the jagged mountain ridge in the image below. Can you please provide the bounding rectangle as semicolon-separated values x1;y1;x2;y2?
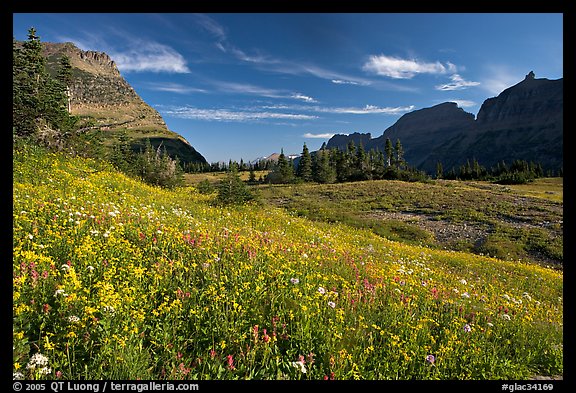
326;72;563;174
41;42;207;165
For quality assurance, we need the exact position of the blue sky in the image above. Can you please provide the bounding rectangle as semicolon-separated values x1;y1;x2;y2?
13;13;563;163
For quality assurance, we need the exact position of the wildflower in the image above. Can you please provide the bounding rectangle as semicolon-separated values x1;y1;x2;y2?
56;371;63;378
262;329;270;343
290;278;299;285
54;289;67;297
502;294;511;301
27;234;33;240
61;264;70;272
459;279;467;285
487;322;494;327
522;292;532;301
291;360;307;373
26;353;49;370
318;287;326;295
452;288;459;294
463;324;472;333
501;314;511;321
102;306;116;314
68;316;80;323
425;354;435;365
13;372;24;380
328;301;336;309
227;354;235;370
302;253;308;259
461;292;470;298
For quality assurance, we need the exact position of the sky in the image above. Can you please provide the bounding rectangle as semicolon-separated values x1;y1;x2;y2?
13;13;563;163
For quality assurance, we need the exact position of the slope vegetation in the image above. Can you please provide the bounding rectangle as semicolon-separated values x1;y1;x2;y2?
13;144;562;380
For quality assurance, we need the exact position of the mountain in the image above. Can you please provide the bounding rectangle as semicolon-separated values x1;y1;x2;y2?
41;42;207;165
325;72;563;174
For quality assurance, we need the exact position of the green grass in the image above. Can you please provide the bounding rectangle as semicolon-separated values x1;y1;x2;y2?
13;144;563;380
256;179;563;267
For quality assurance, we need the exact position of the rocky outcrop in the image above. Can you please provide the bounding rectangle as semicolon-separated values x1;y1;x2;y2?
42;42;207;165
324;72;563;174
326;132;373;150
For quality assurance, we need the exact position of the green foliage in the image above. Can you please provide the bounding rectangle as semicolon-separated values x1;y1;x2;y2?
216;167;255;205
13;28;75;138
133;140;184;189
266;149;295;184
296;143;313;182
196;179;215;195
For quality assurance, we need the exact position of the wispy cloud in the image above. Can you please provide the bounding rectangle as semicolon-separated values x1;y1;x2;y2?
109;42;190;73
480;65;522;96
210;80;317;102
450;99;477;108
331;79;360;85
435;74;480;91
433;99;477;108
158;105;318;122
190;13;227;41
291;93;318;103
303;133;338;139
58;31;190;74
143;82;207;94
363;54;457;79
263;104;415;115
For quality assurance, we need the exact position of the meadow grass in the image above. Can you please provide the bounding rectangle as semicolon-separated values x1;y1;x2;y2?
13;144;563;380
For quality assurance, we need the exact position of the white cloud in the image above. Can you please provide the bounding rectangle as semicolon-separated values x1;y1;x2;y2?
435;74;481;91
331;79;360;85
291;93;318;103
450;99;477;108
109;41;190;73
159;106;318;122
303;133;337;139
264;104;414;115
363;54;457;79
58;32;190;74
143;82;207;94
480;65;523;96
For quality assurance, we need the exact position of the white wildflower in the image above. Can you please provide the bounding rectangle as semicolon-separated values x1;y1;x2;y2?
26;353;49;369
291;361;307;373
290;278;299;285
328;301;336;309
67;315;80;323
13;372;24;380
54;289;67;297
501;314;511;321
461;292;470;298
459;279;467;285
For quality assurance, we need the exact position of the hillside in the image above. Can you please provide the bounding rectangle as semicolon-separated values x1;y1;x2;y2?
326;72;563;174
13;143;562;380
40;42;207;166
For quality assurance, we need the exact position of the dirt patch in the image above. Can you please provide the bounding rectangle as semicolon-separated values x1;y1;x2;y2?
367;210;488;246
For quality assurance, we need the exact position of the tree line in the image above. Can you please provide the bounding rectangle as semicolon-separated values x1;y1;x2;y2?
438;158;559;184
265;139;429;184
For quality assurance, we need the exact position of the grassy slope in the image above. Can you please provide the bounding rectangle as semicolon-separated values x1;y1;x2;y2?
256;179;563;267
13;145;563;380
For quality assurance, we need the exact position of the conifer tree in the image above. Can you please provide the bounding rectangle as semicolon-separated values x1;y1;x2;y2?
296;143;313;182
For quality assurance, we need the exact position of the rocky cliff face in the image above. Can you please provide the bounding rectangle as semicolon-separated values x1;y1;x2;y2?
325;72;563;174
42;42;206;165
326;132;373;150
